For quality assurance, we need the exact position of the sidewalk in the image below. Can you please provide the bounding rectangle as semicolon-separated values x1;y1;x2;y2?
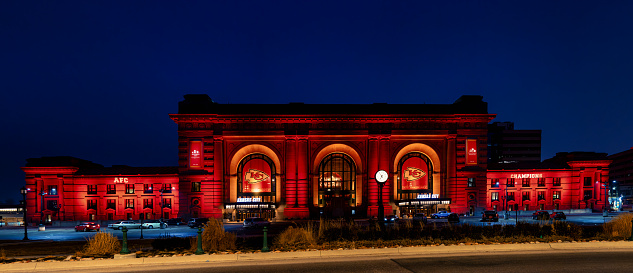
3;240;633;272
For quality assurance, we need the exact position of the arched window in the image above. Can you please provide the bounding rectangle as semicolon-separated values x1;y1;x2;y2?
397;152;433;200
318;153;356;206
237;154;276;203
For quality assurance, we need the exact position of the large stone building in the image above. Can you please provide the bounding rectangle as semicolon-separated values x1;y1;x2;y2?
21;95;611;224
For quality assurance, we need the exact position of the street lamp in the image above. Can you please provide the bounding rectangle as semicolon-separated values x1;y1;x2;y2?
159;188;165;229
375;170;388;227
597;181;608;217
20;187;29;241
39;190;47;225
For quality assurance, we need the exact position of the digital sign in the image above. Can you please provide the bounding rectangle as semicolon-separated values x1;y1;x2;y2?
401;156;428;190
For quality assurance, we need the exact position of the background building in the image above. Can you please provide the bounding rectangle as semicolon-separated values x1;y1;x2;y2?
608;148;633;210
488;122;541;165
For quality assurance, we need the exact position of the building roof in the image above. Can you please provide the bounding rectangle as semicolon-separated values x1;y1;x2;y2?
176;94;490;115
25;156;103;168
74;166;179;176
488;151;609;170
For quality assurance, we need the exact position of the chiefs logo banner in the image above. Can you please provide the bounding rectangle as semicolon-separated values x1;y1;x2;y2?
401;156;429;190
242;158;272;193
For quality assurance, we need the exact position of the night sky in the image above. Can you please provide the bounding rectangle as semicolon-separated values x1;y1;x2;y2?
2;1;632;203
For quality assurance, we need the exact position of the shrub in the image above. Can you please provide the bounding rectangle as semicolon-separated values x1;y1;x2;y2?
275;226;317;250
151;233;191;251
78;232;121;256
602;213;633;239
192;218;236;253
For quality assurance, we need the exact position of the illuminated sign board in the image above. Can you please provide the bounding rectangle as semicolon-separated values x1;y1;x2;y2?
242;158;272;193
237;197;262;202
466;139;477;165
510;174;543;179
402;156;429;190
417;193;439;199
113;177;129;183
189;141;203;168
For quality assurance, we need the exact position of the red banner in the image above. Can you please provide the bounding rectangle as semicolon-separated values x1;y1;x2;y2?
466;139;478;165
242;158;272;193
401;156;428;190
189;141;203;168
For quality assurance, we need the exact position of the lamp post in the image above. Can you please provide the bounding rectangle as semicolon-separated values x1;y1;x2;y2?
375;170;388;227
504;185;509;220
20;187;28;241
159;188;165;229
597;181;608;217
39;190;47;225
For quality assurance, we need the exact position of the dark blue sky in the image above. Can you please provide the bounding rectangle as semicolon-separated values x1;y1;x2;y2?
1;1;632;202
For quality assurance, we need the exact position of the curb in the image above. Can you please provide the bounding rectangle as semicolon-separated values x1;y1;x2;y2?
3;241;633;271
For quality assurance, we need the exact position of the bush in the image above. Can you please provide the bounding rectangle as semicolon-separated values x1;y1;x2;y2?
602;213;633;239
192;218;236;253
275;226;317;250
78;232;121;256
151;233;191;251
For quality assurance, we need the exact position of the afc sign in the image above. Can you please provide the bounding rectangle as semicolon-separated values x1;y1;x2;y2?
113;177;129;184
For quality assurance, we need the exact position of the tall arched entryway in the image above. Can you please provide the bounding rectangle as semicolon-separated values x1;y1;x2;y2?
317;153;356;218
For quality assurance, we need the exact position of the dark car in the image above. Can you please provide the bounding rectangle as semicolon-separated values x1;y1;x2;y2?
481;210;499;222
187;218;209;228
447;213;460;223
166;218;186;226
551;211;566;220
75;222;100;232
243;217;271;228
384;215;399;224
412;213;428;224
533;211;550;220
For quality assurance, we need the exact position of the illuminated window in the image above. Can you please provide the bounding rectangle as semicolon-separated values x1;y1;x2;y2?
491;192;499;201
143;198;153;209
162;198;171;208
522;192;530;201
87;200;97;210
584;190;593;200
48;185;58;195
192;182;201;192
237;153;277;203
538;192;545;201
87;185;97;195
537;178;545;187
507;178;515;187
553;191;561;200
522;178;530;187
318;153;356;207
491;179;500;188
125;199;134;209
161;184;172;193
584;177;592;187
125;184;134;194
106;199;116;210
467;178;476;187
507;192;515;201
107;184;116;194
144;184;153;193
397;152;433;200
553;177;561;187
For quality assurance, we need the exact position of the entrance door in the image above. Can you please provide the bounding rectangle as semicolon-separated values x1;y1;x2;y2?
317;153;356;218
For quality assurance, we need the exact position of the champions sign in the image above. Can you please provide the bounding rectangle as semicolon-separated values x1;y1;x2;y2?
401;156;429;190
242;158;272;193
189;141;203;168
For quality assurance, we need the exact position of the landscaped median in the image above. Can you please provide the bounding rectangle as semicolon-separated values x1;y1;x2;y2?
3;241;633;272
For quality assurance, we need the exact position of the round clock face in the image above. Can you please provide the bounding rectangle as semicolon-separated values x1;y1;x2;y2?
375;170;388;183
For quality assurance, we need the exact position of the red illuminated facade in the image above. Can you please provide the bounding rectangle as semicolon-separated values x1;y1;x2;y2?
22;95;612;223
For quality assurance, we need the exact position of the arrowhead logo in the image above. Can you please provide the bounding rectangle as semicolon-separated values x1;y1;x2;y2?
404;167;426;182
244;169;270;184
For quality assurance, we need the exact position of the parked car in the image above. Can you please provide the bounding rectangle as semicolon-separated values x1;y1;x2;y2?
532;211;551;220
108;221;141;230
447;213;460;223
166;218;185;226
551;211;566;220
412;213;428;224
431;210;451;219
188;218;209;228
75;222;100;232
384;215;399;223
481;210;499;222
243;217;271;229
141;219;166;229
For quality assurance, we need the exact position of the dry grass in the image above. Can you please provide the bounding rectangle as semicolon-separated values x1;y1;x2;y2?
191;218;236;253
602;213;633;239
77;232;121;257
274;226;317;250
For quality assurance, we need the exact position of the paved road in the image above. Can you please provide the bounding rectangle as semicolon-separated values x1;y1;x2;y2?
16;249;633;273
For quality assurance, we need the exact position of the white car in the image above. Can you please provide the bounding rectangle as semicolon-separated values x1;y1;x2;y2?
108;221;141;230
141;220;166;229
